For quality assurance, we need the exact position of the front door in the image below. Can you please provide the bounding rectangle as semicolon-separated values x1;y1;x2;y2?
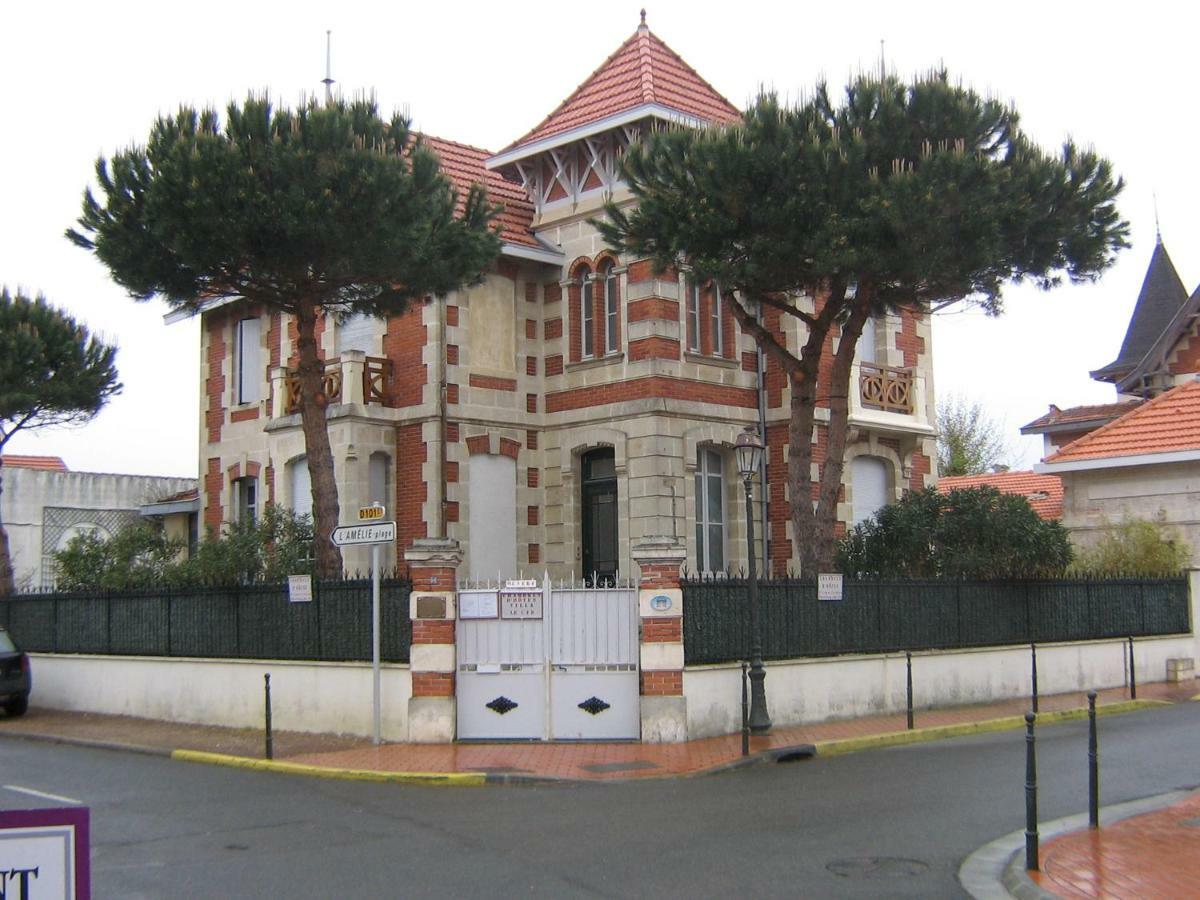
581;448;618;585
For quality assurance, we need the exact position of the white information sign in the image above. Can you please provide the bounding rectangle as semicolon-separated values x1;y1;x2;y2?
0;807;90;899
459;591;499;620
330;521;396;546
288;575;313;603
817;573;844;601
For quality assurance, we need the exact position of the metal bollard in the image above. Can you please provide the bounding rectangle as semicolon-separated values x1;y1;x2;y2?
1127;636;1137;699
906;651;914;730
264;672;274;760
1088;691;1099;829
1025;712;1039;871
741;661;750;757
1030;642;1039;714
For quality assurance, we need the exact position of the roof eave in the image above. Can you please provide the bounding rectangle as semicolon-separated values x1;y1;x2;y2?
486;103;718;171
1036;447;1200;474
140;497;201;516
500;241;564;266
1020;416;1122;436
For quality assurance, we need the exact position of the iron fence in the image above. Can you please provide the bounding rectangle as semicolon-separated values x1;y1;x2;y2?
0;578;412;663
682;575;1191;665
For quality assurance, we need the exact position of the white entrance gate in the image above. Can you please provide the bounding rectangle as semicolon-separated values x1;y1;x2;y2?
457;579;639;740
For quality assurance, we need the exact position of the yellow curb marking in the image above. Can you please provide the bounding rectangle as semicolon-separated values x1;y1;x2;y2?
171;749;487;786
813;700;1167;758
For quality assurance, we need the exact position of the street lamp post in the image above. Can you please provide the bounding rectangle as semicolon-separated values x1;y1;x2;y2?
735;425;771;735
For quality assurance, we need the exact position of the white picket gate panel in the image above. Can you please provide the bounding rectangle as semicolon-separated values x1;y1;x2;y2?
457;580;639;740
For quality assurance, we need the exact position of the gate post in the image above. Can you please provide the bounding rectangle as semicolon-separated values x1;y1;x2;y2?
632;537;687;743
405;538;462;743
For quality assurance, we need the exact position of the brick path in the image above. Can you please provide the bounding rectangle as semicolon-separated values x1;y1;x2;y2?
1028;792;1200;899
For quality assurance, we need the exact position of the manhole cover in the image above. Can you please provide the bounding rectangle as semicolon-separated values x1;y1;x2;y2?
826;857;929;879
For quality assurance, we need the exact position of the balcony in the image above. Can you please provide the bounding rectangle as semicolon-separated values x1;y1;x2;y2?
858;362;913;414
272;351;392;418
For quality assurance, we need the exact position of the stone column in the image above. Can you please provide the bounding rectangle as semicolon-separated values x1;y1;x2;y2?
405;538;461;743
632;537;687;742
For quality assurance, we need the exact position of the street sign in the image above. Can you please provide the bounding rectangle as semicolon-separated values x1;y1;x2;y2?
358;505;385;521
331;521;395;546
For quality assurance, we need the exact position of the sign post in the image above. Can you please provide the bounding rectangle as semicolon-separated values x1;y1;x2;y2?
332;506;393;745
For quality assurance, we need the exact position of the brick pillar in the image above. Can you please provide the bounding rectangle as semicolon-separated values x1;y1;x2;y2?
632;537;687;743
405;538;461;743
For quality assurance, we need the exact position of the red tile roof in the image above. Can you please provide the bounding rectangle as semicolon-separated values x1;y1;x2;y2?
936;471;1064;520
503;24;741;153
1044;379;1200;464
1020;400;1143;432
421;135;538;249
0;455;68;471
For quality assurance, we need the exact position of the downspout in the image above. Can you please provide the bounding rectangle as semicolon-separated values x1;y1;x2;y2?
437;294;448;540
755;298;770;576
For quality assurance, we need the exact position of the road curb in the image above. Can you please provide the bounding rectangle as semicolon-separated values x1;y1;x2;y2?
170;749;488;786
812;700;1165;757
0;729;173;758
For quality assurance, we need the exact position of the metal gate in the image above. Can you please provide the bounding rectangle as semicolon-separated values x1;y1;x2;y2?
457;579;639;740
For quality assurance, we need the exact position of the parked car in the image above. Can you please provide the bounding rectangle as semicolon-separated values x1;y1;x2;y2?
0;626;31;717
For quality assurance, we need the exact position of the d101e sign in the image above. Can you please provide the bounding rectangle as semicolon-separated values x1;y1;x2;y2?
0;807;90;899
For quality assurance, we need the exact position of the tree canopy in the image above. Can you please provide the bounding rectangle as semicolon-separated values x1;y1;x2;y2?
0;288;121;594
68;95;502;576
599;71;1127;575
1069;515;1192;576
937;394;1013;476
836;486;1073;579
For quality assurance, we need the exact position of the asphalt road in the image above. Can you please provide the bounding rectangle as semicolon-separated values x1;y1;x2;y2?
2;702;1198;898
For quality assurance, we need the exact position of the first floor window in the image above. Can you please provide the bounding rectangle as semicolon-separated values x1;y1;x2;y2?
234;476;258;525
695;447;725;572
850;456;889;526
235;317;262;404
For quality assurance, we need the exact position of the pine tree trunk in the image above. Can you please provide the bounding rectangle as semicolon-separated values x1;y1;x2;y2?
294;298;344;578
0;463;14;595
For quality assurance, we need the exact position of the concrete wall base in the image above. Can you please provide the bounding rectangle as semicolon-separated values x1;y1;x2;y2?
408;696;456;743
640;695;688;743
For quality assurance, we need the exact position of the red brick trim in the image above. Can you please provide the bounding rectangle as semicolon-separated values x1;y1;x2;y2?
499;437;521;460
446;305;459;327
640;670;683;696
545;355;564;376
204;457;222;532
628;337;680;361
528;543;540;564
412;619;456;644
409;565;455;592
525;319;537;340
546;377;758;413
466;435;490;456
468;374;517;392
412;672;455;697
642;618;683;642
527;468;539;488
636;562;682;589
544;283;561;306
545;318;562;340
446;344;459;365
628;297;681;322
230;407;260;423
526;430;538;450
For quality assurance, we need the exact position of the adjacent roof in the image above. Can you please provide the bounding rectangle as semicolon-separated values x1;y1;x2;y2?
1091;240;1190;387
1039;378;1200;469
0;455;67;471
936;471;1064;520
140;487;200;517
1019;400;1143;435
493;17;740;163
421;135;542;252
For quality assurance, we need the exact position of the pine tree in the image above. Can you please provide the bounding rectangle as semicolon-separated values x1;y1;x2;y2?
599;72;1127;575
68;96;501;577
0;289;121;594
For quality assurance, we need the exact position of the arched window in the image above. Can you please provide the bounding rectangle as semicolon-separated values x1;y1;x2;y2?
580;267;594;359
601;261;619;354
695;447;726;572
851;456;890;526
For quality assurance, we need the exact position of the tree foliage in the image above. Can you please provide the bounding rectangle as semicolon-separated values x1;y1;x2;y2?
1069;515;1192;576
67;95;501;577
836;486;1073;579
54;505;316;590
937;394;1012;476
599;72;1126;575
0;288;121;594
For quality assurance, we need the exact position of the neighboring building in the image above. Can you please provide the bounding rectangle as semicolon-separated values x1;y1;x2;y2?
1037;379;1200;560
184;18;938;581
0;456;195;590
936;470;1064;521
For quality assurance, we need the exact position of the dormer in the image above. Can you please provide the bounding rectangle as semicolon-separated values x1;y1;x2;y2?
486;13;740;228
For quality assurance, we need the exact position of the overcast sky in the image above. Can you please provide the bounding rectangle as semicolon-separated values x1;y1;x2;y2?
3;0;1195;477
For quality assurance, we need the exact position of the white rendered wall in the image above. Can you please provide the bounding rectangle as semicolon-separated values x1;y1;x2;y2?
27;655;412;742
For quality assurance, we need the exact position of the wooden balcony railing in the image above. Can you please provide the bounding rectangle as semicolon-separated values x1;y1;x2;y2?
859;362;913;414
284;356;391;414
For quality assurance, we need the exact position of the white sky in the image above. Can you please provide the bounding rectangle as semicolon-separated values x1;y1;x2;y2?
3;0;1195;477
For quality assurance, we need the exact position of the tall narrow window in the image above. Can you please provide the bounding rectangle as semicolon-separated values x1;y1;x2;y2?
602;262;619;354
369;452;390;507
581;448;618;584
709;283;723;356
695;447;725;572
685;277;701;352
581;271;595;359
858;315;878;365
236;318;262;404
469;454;517;581
234;476;258;525
851;456;889;526
288;457;313;520
337;312;376;356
